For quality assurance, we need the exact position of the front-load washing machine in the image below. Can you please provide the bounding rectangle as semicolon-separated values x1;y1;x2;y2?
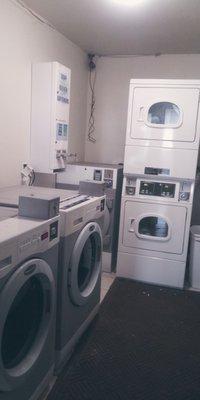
0;214;60;400
117;176;194;288
55;194;105;374
56;162;123;272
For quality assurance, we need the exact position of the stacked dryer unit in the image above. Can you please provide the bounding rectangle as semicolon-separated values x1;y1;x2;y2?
117;79;200;288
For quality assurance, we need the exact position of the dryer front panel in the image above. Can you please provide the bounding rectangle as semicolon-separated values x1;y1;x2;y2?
122;201;187;255
127;85;200;148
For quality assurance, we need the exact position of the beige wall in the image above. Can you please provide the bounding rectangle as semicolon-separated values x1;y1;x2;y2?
85;54;200;164
1;1;200;185
0;0;88;187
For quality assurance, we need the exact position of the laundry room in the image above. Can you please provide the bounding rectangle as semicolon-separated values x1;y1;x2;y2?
1;0;200;399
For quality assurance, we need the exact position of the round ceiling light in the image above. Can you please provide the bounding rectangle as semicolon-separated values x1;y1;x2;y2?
111;0;143;5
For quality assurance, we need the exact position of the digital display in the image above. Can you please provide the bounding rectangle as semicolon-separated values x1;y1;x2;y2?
140;181;175;198
94;169;102;181
144;167;170;176
56;123;68;141
50;221;58;241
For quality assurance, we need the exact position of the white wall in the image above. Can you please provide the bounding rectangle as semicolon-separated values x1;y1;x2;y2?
0;0;88;187
85;54;200;164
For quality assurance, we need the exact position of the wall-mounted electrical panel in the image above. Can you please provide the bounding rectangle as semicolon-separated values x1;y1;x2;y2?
30;62;71;172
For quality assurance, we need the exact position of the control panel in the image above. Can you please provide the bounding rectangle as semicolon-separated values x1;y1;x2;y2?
93;168;114;188
19;221;59;253
139;181;176;198
125;176;192;202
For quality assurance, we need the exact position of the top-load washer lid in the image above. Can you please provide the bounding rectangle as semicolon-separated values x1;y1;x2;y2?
0;207;18;221
60;195;90;209
0;185;78;208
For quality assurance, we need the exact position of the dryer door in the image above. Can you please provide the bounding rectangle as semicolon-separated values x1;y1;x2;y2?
123;201;187;254
0;258;55;392
69;222;102;306
128;86;200;145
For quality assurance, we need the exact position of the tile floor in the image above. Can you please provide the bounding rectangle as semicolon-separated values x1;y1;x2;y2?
100;272;116;301
42;272;115;400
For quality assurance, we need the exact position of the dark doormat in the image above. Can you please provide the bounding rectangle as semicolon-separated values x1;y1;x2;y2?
48;278;200;400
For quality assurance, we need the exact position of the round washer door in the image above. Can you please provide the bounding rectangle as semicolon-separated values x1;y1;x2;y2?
102;204;110;238
69;222;102;306
0;258;55;392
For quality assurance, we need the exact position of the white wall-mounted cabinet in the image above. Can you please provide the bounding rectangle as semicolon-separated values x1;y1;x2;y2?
30;62;71;172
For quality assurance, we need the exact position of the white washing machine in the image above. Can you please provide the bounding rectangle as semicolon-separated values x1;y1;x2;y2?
56;162;123;272
55;194;105;374
117;176;194;288
124;79;200;180
0;214;60;400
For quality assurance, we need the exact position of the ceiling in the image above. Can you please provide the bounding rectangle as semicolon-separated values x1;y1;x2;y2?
20;0;200;56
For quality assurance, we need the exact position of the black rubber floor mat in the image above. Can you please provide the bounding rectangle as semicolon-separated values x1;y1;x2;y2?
48;278;200;400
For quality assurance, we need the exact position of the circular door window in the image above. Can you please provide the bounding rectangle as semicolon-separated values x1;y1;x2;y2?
78;235;96;293
0;259;54;392
147;102;181;126
2;277;44;369
138;216;169;238
102;205;111;248
69;222;102;306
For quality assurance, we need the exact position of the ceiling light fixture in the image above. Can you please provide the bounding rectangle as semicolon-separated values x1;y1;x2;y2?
111;0;143;6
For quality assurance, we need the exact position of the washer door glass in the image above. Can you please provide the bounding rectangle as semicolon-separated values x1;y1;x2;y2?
78;235;96;292
69;222;102;306
2;276;44;369
0;258;55;392
138;216;169;238
147;102;180;126
102;204;110;238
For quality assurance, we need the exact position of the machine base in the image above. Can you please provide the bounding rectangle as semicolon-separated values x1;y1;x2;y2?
30;365;54;400
117;251;186;288
55;303;100;375
102;251;112;273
